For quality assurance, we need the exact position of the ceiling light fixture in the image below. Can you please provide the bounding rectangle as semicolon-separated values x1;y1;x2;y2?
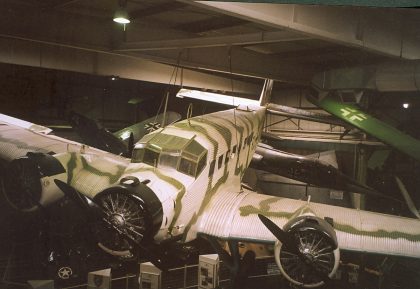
113;7;130;24
403;103;410;109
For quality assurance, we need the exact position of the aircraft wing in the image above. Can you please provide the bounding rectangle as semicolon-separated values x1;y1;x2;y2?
197;190;420;258
0;113;125;161
0;113;80;161
0;113;129;210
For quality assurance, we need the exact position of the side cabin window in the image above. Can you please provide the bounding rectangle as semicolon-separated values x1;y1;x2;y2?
225;150;230;164
218;155;223;169
209;160;216;176
232;145;237;154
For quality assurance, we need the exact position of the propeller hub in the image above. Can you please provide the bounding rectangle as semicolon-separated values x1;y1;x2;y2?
111;213;126;227
302;248;315;264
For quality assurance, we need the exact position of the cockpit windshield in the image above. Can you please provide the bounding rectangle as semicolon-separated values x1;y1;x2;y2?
131;133;207;178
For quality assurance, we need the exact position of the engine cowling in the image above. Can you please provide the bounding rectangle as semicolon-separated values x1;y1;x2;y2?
274;216;340;288
1;152;67;212
92;177;163;258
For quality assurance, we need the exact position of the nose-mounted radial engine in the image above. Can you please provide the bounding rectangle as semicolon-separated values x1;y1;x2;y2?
259;214;339;288
1;152;67;212
92;177;163;258
54;177;163;262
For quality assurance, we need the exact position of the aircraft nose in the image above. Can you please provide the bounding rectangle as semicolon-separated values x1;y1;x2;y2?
93;177;163;245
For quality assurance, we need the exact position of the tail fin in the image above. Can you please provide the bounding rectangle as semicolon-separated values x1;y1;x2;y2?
259;79;274;106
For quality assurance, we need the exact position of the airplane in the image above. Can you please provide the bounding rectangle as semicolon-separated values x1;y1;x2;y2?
307;87;420;161
69;111;181;157
177;87;393;200
1;80;420;288
68;95;387;200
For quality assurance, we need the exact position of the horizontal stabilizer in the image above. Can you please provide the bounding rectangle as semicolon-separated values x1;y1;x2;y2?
176;89;259;107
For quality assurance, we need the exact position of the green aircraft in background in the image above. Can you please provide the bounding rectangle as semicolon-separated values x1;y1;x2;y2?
308;87;420;162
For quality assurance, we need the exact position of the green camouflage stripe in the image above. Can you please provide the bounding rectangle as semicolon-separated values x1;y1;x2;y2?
334;223;420;242
80;156;126;184
66;152;78;183
173;121;220;233
124;165;186;232
201;116;232;148
241;112;257;168
182;113;243;239
183;160;230;241
0;133;51;152
173;121;219;161
211;115;245;176
240;198;420;243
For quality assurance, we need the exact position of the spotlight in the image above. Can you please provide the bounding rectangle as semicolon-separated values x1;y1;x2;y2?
403;103;410;109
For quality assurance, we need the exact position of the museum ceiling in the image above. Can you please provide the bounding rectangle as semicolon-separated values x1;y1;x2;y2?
0;0;419;93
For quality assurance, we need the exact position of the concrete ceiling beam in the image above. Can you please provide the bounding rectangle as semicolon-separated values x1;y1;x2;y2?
184;1;420;60
116;30;310;51
0;35;261;94
132;45;315;85
312;60;420;92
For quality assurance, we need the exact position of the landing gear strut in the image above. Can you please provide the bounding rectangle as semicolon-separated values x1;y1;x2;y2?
207;238;256;289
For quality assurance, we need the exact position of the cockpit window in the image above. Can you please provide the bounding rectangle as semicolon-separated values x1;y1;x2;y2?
159;151;180;169
143;148;159;166
178;157;196;176
178;140;207;177
131;133;207;178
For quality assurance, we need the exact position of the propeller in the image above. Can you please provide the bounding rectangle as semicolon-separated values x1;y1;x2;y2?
53;179;168;270
54;179;90;211
258;214;300;255
258;214;333;286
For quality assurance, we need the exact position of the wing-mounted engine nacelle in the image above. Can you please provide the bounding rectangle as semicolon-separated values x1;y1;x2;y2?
92;177;163;258
275;215;340;288
1;152;67;212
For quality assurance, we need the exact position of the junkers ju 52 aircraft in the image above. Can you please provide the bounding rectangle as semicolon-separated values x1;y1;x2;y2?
1;80;420;288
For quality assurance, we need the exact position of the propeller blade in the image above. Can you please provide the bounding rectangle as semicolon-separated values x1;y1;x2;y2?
54;179;91;211
258;214;299;254
127;132;134;157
